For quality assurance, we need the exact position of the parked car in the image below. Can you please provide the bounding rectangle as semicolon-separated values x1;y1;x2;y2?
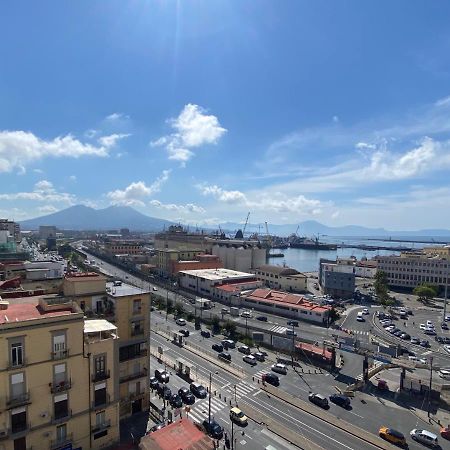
221;339;235;349
308;393;329;408
178;387;195;404
420;323;427;330
256;315;268;321
238;345;251;355
149;376;158;389
240;311;252;318
212;343;224;352
243;355;257;366
424;328;436;335
230;407;248;426
253;352;265;362
444;345;450;354
271;363;287;375
362;308;370;315
442;322;449;330
420;340;430;348
435;336;445;344
445;314;450;322
190;382;207;398
329;394;351;408
261;373;279;386
156;384;172;399
400;333;410;340
155;369;170;383
287;320;299;326
201;330;211;338
379;427;406;447
176;318;186;326
218;352;232;362
221;307;229;314
411;337;421;344
203;419;224;439
169;394;183;408
179;329;190;337
152;286;158;291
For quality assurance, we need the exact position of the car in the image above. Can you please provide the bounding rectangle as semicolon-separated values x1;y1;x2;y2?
169;394;183;408
190;382;207;398
287;320;299;326
444;337;450;344
362;308;370;315
179;329;190;337
386;325;396;332
176;318;186;326
221;307;229;314
435;336;445;343
240;311;252;318
253;352;265;362
379;427;406;447
400;333;410;340
356;315;365;322
410;429;438;447
424;328;436;335
149;376;159;389
218;352;232;361
243;355;257;366
238;345;251;355
155;369;170;383
444;345;450;354
152;287;158;291
271;363;287;375
394;330;403;337
420;340;430;347
420;323;427;330
178;387;195;404
308;393;329;408
440;425;450;439
230;407;248;426
427;320;434;327
156;384;172;399
202;419;224;439
438;369;450;380
382;322;393;328
445;314;450;322
411;337;421;344
285;328;297;336
442;322;449;330
256;315;268;321
201;330;211;338
212;343;224;352
261;373;279;386
329;394;351;408
221;339;235;349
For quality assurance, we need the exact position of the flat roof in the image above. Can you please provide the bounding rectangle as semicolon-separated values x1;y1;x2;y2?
179;268;254;281
106;281;149;297
84;319;117;333
0;302;76;325
65;272;105;281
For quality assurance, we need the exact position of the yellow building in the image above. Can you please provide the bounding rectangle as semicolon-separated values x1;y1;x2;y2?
252;265;308;293
0;296;119;450
424;245;450;259
106;282;150;418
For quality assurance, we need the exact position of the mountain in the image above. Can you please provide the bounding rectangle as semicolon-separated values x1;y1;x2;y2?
19;205;174;231
220;220;450;238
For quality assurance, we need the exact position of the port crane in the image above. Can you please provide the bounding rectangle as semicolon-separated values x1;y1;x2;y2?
265;221;272;248
242;212;250;236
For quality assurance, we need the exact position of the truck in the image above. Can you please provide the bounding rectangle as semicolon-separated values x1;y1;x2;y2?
230;307;239;317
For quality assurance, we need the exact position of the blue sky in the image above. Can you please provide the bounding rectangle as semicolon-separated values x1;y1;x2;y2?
1;1;450;230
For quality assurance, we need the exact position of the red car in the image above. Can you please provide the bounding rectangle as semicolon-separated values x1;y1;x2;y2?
440;426;450;440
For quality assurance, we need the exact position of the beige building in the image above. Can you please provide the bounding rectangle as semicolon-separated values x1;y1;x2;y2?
252;265;308;293
375;252;450;289
423;245;450;259
156;248;204;277
154;225;210;251
104;241;143;256
0;296;119;450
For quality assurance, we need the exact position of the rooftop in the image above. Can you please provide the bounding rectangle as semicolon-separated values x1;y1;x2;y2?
256;264;303;277
106;281;149;297
65;272;106;281
84;319;117;334
179;268;254;281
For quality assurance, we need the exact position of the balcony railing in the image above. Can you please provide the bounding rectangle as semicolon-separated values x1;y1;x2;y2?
119;368;147;384
51;349;69;360
52;409;72;424
119;349;147;362
128;391;145;401
10;422;29;436
92;419;111;433
91;370;110;382
92;393;110;410
50;433;73;450
7;391;30;407
131;328;144;337
50;379;72;394
7;357;28;370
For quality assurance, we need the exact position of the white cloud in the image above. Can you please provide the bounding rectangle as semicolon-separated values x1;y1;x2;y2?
199;184;247;204
0;130;111;173
355;142;376;150
149;200;206;214
0;180;76;204
69;175;77;181
33;168;44;174
435;95;450;107
105;112;130;121
332;115;339;123
98;133;130;148
37;205;58;214
106;170;171;206
151;104;227;164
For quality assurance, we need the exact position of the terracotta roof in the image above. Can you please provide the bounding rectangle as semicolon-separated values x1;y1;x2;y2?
296;342;333;361
0;302;74;325
139;419;214;450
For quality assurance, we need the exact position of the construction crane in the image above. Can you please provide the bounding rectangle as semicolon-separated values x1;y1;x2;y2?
265;221;272;249
295;225;300;236
243;212;250;236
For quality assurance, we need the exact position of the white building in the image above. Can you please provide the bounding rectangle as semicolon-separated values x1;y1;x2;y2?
178;268;260;298
24;260;65;280
251;264;307;292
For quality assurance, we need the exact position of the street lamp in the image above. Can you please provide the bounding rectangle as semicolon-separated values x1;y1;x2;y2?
208;371;219;425
442;263;449;323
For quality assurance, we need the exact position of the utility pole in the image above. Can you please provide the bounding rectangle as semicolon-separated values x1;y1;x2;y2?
231;420;234;450
245;317;248;337
443;266;448;323
234;384;237;405
208;372;212;424
428;356;433;417
165;289;169;322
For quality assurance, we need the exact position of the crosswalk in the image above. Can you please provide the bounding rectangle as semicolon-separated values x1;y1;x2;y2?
253;369;268;381
352;330;370;336
269;325;287;334
224;381;258;400
187;397;227;424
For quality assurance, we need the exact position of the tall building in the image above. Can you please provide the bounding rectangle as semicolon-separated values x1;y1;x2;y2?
0;220;21;244
375;252;450;290
319;259;355;298
39;226;57;240
0;296;119;450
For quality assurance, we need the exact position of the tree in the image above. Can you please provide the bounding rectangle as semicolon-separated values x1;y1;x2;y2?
374;270;389;305
211;316;221;334
224;320;237;338
413;284;437;304
174;303;185;318
328;307;340;323
166;298;174;314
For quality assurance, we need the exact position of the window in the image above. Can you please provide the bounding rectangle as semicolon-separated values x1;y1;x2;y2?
133;299;142;314
52;332;67;359
11;407;27;434
96;411;106;426
10;373;26;402
131;320;144;336
94;355;106;377
53;364;67;388
56;424;67;443
10;341;24;367
54;393;69;420
94;383;107;407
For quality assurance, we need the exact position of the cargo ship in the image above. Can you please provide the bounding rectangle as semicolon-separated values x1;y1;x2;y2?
289;236;337;250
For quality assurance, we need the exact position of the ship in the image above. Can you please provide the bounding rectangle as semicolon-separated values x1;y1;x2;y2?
288;232;337;250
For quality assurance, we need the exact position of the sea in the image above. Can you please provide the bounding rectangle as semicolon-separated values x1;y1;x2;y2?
267;236;450;273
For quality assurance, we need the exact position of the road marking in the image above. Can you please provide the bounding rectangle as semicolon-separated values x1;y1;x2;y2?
219;418;230;425
221;382;231;389
252;390;262;397
347;410;365;419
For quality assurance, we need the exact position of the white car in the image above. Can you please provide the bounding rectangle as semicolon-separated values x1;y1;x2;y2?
419;324;427;330
362;308;370;315
410;429;438;447
386;325;395;332
426;320;434;328
243;355;257;366
271;363;287;375
444;345;450;354
241;311;252;318
152;287;158;291
176;318;186;326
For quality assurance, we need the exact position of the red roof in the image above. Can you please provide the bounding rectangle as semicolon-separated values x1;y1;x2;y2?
215;280;259;292
139;419;213;450
0;303;74;325
295;342;333;361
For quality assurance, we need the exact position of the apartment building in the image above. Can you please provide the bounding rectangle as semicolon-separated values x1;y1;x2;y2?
106;282;150;418
104;241;143;256
251;265;307;293
0;220;21;243
156;248;204;277
375;252;450;289
319;259;356;299
423;245;450;259
0;296;119;450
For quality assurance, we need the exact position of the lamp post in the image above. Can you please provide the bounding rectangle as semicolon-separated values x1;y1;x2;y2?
428;356;433;417
442;263;449;323
208;371;218;425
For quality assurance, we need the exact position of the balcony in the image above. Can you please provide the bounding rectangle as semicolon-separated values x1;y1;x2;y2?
128;391;145;401
50;433;73;450
119;368;147;384
7;357;28;370
92;419;111;433
92;393;110;410
7;391;30;408
131;328;144;337
52;409;72;425
91;370;110;382
119;348;147;363
50;379;72;394
10;422;29;436
51;349;69;360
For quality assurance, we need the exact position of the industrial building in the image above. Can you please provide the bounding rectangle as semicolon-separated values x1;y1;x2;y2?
251;264;307;292
210;240;266;272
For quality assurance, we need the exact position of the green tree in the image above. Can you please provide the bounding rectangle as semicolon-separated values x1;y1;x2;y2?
224;320;237;338
328;307;340;323
413;283;437;304
211;316;221;334
174;303;185;318
374;270;390;305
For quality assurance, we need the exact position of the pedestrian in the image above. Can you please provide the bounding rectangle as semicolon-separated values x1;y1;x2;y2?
413;321;415;326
